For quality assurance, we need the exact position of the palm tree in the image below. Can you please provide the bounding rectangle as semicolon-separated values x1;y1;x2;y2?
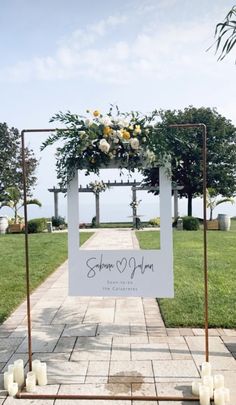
1;186;41;223
211;5;236;61
206;188;234;220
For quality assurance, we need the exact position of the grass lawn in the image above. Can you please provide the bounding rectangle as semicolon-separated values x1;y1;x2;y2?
136;223;236;328
0;232;91;324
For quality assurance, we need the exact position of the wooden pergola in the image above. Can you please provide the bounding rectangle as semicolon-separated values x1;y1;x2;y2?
48;180;141;227
48;182;182;227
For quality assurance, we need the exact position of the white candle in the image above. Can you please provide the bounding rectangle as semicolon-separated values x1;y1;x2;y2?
214;374;224;389
8;382;18;397
37;362;47;386
8;364;14;374
199;385;210;405
222;387;230;403
192;381;201;396
13;359;24;386
203;375;214;397
32;359;41;383
26;376;36;393
201;361;212;377
214;388;225;405
4;372;13;390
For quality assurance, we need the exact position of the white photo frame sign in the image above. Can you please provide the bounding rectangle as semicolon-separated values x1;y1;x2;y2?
68;166;174;297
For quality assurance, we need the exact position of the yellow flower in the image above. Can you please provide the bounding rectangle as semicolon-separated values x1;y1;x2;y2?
129;125;134;130
103;126;112;136
121;129;131;140
134;125;141;135
93;110;100;117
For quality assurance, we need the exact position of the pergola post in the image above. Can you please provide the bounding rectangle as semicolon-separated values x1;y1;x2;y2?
54;189;59;219
173;188;178;220
95;193;100;227
132;186;137;228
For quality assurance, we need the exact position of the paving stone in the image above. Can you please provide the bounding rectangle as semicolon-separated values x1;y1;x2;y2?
62;324;97;337
169;345;192;360
47;360;88;384
32;352;70;362
1;353;29;372
54;337;76;353
22;308;58;325
9;325;27;338
130;325;147;336
186;336;236;371
84;309;115;324
111;344;131;361
132;382;157;405
16;325;64;353
131;343;171;360
85;361;109;383
113;336;149;344
178;328;194;336
223;329;236;336
0;338;23;362
109;360;154;383
51;308;83;325
153;360;199;382
72;337;112;360
97;324;130;337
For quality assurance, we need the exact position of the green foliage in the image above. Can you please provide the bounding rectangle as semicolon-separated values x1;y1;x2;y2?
1;186;41;223
144;106;236;216
28;218;48;233
91;216;97;228
148;217;160;227
182;216;199;231
40;107;170;186
206;188;234;220
211;5;236;61
0;123;38;208
51;216;66;228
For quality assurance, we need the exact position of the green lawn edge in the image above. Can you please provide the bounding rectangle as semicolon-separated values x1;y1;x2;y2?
136;227;236;329
0;232;92;324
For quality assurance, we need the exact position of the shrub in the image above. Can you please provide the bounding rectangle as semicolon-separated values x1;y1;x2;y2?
28;218;48;233
149;217;160;227
52;216;66;228
182;216;200;231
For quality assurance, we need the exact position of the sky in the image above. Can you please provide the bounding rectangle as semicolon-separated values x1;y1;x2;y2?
1;0;236;222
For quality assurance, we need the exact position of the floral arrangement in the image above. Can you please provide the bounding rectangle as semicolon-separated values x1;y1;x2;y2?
130;200;141;209
89;180;108;194
41;106;170;186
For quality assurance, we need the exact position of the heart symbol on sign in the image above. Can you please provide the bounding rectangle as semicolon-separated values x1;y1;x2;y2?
116;258;127;273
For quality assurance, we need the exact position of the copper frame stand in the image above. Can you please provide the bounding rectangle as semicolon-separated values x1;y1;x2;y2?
18;124;209;401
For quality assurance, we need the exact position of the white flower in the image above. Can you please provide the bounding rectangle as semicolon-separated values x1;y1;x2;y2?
130;138;140;150
99;139;110;153
146;149;156;163
118;118;130;128
99;116;112;126
85;119;93;127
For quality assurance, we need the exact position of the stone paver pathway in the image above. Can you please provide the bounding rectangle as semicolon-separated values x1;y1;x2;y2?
0;228;235;404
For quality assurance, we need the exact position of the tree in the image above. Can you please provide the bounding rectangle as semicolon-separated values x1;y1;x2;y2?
1;186;42;223
0;123;38;209
143;107;236;216
211;5;236;61
206;188;234;220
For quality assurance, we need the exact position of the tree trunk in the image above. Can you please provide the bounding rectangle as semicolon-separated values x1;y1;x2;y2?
187;194;192;216
210;208;213;221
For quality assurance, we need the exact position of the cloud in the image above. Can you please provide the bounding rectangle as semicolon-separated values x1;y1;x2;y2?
0;10;228;85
